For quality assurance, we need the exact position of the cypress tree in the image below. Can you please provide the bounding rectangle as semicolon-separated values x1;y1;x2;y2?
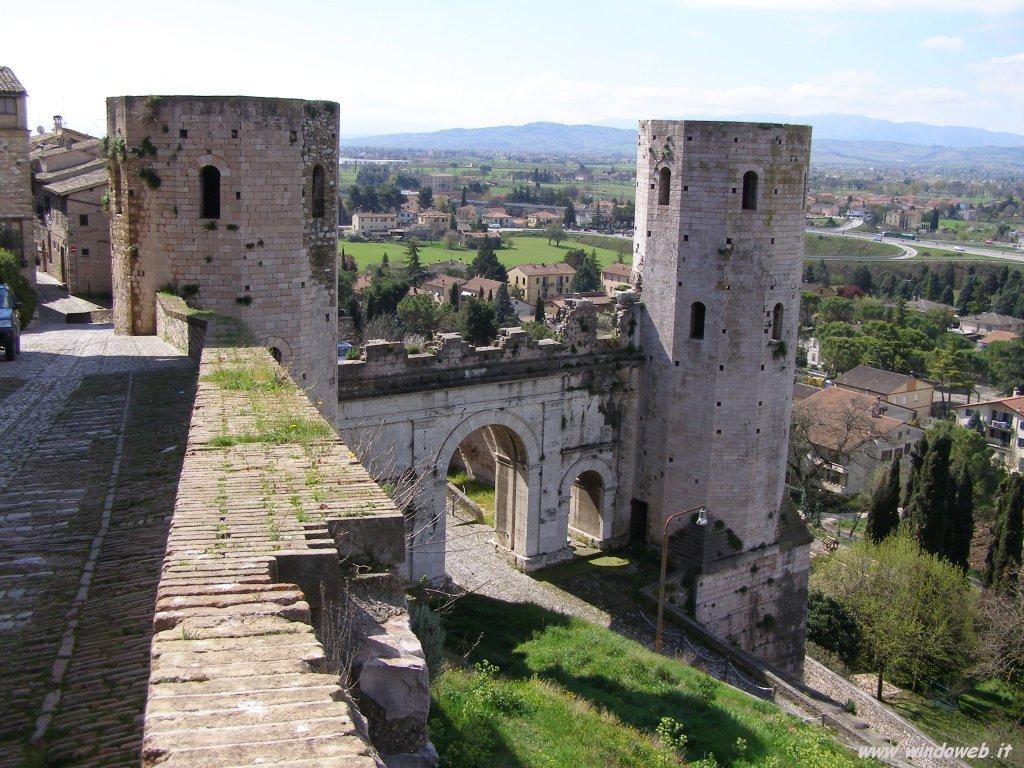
494;283;516;327
449;282;460;309
902;434;929;507
866;457;901;543
985;475;1024;591
534;297;544;323
947;466;974;572
904;434;953;558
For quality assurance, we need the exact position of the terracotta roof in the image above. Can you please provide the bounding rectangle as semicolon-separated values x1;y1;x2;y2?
422;274;465;290
602;263;632;278
42;168;108;196
953;395;1024;418
792;383;820;402
0;66;26;95
510;262;576;277
795;387;912;452
835;365;916;395
461;276;502;296
960;312;1024;329
979;330;1020;345
483;208;509;217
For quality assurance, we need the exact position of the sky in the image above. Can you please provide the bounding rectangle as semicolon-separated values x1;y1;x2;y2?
5;0;1024;138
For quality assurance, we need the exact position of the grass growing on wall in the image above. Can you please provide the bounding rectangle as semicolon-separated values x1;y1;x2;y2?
429;594;875;768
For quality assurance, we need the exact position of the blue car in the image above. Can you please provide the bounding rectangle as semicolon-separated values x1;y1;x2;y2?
0;284;22;361
337;341;353;358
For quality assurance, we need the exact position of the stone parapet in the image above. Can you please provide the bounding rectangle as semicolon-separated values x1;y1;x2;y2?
142;319;427;768
339;300;641;402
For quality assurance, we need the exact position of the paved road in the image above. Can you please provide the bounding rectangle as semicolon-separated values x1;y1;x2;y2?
810;227;1024;263
0;323;195;767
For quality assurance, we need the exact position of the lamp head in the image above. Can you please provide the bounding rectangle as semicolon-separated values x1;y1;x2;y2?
695;506;709;526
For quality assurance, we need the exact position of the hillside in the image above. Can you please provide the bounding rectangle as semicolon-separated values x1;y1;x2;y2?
342;116;1024;166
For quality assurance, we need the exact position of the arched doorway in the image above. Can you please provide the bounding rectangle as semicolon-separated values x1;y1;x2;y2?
447;424;529;551
569;470;603;542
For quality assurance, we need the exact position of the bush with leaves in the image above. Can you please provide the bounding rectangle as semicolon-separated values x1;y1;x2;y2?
362;313;402;342
397;293;443;336
0;248;36;328
806;591;862;666
811;534;975;698
409;602;446;679
459;298;498;346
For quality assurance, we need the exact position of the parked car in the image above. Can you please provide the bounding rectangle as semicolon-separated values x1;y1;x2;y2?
0;283;22;361
337;341;353;360
953;246;966;252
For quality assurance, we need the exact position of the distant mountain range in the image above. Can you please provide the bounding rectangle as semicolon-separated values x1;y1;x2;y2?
342;115;1024;161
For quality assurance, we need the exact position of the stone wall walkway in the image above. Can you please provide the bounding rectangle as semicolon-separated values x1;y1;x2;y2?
0;324;194;767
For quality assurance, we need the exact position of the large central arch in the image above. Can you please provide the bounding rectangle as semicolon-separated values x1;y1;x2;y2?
407;408;544;580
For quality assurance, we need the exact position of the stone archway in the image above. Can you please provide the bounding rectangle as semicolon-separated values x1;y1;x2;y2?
558;457;616;548
408;409;542;582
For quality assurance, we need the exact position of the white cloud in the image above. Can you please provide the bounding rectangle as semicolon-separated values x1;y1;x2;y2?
920;35;965;50
972;52;1024;94
675;0;1024;12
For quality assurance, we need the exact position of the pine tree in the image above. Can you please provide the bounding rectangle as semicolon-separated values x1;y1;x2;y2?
904;434;953;559
449;282;460;309
985;475;1024;591
470;238;507;282
494;283;517;327
564;200;576;227
534;297;544;323
404;239;426;286
460;186;467;207
570;251;601;293
947;466;974;571
866;458;901;543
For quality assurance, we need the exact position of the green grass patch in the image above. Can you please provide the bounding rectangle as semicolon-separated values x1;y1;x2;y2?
888;679;1024;768
210;416;332;447
201;361;291;392
340;235;629;272
448;470;496;526
432;594;873;767
804;233;903;261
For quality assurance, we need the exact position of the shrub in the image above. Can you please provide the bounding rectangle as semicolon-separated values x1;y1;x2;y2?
806;591;861;667
409;602;446;679
0;247;37;328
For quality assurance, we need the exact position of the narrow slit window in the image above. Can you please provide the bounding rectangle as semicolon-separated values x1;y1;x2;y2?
200;165;221;219
772;302;784;341
690;302;706;340
312;164;326;219
657;166;671;206
742;170;758;210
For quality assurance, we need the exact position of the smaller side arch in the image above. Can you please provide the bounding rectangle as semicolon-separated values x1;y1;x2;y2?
558;456;617;545
266;335;293;365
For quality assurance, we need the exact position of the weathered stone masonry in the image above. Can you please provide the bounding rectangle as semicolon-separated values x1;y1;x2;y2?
107;95;339;421
143;306;433;767
633;120;813;672
337;300;642;582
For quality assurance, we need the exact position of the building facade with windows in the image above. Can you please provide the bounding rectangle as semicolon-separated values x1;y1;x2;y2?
834;364;934;423
351;212;397;234
0;67;34;283
107;95;339;419
955;394;1024;473
508;262;575;304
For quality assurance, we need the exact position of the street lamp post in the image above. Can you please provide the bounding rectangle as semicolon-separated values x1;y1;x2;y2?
655;504;708;654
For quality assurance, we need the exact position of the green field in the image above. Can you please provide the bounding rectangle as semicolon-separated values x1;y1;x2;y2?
804;233;904;261
430;594;873;768
339;235;630;272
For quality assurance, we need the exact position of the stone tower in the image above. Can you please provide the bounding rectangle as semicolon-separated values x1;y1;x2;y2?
107;95;339;419
633;120;813;672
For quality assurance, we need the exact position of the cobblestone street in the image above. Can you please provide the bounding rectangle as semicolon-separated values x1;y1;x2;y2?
0;323;195;766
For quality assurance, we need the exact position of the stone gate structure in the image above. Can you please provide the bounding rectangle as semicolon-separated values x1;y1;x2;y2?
338;120;813;672
106;95;339;419
336;301;642;582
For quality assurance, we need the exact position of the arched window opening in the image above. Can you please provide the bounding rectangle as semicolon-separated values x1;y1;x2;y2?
742;170;758;211
312;164;326;219
200;165;221;219
690;302;706;340
771;302;784;341
657;166;671;206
